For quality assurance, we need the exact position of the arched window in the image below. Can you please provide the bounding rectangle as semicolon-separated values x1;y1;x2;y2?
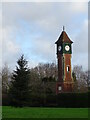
67;66;70;72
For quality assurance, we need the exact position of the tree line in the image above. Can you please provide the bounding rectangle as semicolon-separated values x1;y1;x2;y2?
1;55;90;107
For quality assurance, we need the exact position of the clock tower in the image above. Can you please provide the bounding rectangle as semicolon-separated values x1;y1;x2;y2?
55;27;74;94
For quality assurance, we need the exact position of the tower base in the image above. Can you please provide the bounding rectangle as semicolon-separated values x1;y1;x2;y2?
56;82;74;94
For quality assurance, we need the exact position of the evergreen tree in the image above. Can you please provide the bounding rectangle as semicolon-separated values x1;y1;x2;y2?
9;55;30;107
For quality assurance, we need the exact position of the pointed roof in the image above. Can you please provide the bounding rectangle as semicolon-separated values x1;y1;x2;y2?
55;30;73;44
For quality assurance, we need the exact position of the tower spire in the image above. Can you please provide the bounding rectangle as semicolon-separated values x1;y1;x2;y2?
63;26;65;31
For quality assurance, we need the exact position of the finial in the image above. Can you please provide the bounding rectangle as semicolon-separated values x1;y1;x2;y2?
63;26;65;31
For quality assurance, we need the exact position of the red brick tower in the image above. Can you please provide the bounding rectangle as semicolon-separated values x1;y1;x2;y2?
55;27;74;94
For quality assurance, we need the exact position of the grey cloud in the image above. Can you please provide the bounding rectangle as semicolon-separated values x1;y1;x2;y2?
1;2;88;70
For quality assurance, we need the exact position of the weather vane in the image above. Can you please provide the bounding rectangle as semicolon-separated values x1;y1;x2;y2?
63;26;65;31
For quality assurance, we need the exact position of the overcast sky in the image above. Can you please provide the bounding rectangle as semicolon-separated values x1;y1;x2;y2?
0;1;88;71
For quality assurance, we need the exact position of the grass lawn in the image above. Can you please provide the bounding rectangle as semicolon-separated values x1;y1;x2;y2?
2;106;88;118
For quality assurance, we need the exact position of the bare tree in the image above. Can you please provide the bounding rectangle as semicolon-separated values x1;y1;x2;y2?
2;64;11;93
73;65;88;92
29;62;58;95
37;63;58;79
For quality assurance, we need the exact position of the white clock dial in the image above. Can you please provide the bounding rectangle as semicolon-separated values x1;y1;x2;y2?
65;45;70;51
58;46;61;51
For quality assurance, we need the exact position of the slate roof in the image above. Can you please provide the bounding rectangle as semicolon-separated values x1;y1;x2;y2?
55;31;73;44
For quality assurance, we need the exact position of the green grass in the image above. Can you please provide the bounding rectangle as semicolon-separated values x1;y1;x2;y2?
2;106;88;118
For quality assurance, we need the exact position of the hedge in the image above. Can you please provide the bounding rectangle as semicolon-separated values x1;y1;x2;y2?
2;92;89;107
57;93;88;108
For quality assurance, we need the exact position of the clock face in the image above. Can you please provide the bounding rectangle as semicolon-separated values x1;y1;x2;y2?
65;45;70;51
58;46;62;51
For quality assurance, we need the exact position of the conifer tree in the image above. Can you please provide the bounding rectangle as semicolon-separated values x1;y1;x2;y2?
9;55;30;107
